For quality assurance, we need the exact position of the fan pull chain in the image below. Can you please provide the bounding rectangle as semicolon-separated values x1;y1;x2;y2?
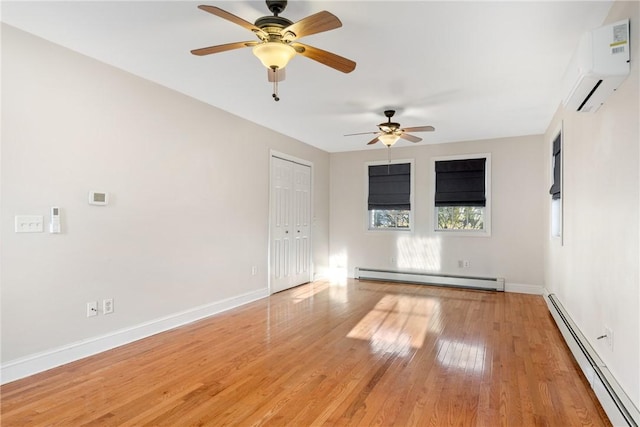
272;67;280;102
387;146;391;174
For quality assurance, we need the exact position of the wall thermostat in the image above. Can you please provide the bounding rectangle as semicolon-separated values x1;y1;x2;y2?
88;191;109;206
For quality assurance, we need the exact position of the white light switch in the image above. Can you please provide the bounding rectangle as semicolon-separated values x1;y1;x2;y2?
15;215;44;233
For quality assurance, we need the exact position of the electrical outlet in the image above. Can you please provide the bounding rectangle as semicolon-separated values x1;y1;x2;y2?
390;257;396;264
87;301;98;317
458;260;464;268
251;266;257;276
463;260;470;268
103;298;114;315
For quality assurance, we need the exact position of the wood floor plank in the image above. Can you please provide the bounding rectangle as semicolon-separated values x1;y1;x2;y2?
1;279;611;426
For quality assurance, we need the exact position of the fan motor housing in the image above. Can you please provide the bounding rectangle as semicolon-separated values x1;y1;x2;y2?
257;0;292;37
255;15;293;30
379;122;401;132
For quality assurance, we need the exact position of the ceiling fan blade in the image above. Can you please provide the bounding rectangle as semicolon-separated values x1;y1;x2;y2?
282;11;342;41
197;5;268;40
367;137;380;145
191;41;258;56
268;67;286;82
402;125;435;133
290;42;356;73
344;131;379;136
399;133;422;143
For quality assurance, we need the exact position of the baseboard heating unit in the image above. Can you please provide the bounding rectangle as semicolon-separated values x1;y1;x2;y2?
546;293;639;427
354;267;505;291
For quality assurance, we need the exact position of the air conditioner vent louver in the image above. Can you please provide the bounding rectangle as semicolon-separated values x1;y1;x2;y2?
577;79;603;112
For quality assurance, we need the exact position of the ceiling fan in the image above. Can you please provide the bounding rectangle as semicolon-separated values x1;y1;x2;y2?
191;1;356;101
345;110;436;147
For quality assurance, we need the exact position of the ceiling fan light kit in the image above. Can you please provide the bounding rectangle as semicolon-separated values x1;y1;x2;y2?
191;0;356;101
378;134;401;147
252;42;296;70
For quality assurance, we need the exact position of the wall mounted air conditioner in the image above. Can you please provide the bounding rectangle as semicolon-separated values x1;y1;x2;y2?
562;19;630;113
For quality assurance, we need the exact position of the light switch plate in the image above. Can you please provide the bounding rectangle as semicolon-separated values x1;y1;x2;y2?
15;215;44;233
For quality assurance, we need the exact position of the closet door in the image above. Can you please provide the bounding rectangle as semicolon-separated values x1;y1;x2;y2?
291;163;311;286
270;156;311;293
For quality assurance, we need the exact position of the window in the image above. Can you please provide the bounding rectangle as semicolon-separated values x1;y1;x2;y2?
549;130;562;238
434;155;490;234
367;161;412;230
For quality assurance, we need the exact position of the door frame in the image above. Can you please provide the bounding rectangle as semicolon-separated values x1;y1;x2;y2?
268;150;314;294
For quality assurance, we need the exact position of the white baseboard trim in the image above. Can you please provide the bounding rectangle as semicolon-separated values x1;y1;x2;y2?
1;288;269;385
504;282;543;294
544;290;639;426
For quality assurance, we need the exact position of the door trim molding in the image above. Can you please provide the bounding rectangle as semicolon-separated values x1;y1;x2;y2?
270;150;314;168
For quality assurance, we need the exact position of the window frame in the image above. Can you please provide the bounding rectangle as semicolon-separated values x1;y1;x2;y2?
432;153;491;237
549;124;563;242
365;159;414;232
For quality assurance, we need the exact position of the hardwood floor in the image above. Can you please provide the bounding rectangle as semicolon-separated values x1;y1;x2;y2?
1;280;611;426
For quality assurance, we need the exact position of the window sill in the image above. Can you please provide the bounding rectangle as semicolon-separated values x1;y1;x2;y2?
368;227;413;233
435;229;491;238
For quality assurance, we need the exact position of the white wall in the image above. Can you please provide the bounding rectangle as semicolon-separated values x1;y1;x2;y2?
543;0;639;408
329;135;545;289
1;25;330;365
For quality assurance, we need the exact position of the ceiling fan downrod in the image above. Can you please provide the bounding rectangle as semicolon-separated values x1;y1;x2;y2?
266;0;287;16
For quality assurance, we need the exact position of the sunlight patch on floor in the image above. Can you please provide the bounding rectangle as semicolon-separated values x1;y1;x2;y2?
347;294;440;356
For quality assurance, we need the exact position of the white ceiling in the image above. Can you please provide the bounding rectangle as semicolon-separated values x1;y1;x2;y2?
2;1;613;152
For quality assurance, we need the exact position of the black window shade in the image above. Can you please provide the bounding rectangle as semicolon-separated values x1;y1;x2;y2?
435;158;486;207
368;163;411;210
549;134;561;200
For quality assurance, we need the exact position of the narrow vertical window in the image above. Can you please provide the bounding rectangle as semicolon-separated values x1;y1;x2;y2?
367;162;412;230
550;131;562;238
